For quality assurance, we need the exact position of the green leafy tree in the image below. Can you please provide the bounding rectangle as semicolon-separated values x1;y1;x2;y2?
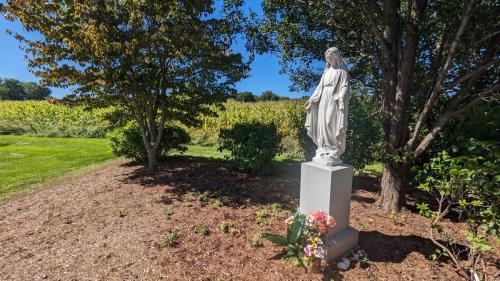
235;91;256;102
414;100;500;174
0;78;25;100
258;90;280;101
250;0;499;211
0;79;52;100
22;82;51;100
2;0;249;171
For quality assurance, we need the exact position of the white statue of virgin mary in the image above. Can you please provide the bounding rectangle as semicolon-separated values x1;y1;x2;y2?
305;47;349;166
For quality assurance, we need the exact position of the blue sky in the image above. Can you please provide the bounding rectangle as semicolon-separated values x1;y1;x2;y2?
0;1;308;99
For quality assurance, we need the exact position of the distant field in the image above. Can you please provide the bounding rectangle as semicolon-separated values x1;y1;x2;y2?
0;100;113;138
0;135;114;202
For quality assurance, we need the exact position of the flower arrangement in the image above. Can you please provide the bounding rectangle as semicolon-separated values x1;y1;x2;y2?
302;211;336;270
263;210;336;271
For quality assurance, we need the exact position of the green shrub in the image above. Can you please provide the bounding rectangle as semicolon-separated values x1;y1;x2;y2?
219;221;231;233
185;90;381;167
251;232;263;247
299;127;316;161
107;121;190;163
413;101;499;176
270;203;282;216
114;208;125;218
218;122;281;173
415;139;499;278
255;210;270;228
343;89;381;168
163;231;179;247
164;205;174;219
196;225;210;236
280;134;305;159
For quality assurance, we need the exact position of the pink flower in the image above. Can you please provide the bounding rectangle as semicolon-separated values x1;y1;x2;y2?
326;216;336;228
318;224;327;233
285;215;295;225
304;245;313;257
312;211;326;222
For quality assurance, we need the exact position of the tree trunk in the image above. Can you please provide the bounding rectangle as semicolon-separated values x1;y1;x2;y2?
147;146;158;172
376;160;411;212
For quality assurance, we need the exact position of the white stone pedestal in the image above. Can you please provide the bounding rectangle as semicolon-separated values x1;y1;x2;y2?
299;162;358;262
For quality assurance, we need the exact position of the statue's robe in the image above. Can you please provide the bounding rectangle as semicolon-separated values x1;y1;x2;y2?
305;67;349;158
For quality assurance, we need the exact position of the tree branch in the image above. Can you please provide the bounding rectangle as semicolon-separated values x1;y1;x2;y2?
396;0;426;99
133;95;152;149
443;58;500;91
153;106;167;148
413;85;499;159
354;0;391;67
429;227;467;277
407;0;476;151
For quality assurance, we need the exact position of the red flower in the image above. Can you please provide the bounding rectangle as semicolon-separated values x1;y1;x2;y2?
318;223;327;233
312;211;326;222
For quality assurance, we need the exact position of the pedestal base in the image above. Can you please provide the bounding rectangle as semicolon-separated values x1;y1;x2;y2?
299;161;358;262
325;226;359;261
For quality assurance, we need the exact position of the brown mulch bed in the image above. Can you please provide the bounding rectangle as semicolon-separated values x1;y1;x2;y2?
0;157;498;280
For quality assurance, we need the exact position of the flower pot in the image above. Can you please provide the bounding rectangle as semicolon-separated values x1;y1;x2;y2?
310;257;323;273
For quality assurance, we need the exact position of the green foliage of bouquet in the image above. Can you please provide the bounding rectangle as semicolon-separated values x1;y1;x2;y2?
262;210;336;270
262;211;307;267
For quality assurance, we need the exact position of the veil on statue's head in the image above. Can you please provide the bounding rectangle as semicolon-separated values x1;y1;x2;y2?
324;47;348;72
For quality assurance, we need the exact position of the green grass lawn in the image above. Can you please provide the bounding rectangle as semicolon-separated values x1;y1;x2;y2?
178;145;228;159
362;162;383;177
0;136;228;202
0;135;114;202
0;134;381;203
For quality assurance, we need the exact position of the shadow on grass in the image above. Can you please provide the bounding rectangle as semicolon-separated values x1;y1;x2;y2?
120;155;301;210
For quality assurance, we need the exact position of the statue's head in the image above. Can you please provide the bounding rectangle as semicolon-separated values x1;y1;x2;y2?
325;47;347;71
